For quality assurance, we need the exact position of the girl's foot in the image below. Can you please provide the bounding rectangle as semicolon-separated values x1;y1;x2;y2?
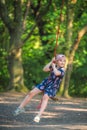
13;107;25;116
33;115;40;123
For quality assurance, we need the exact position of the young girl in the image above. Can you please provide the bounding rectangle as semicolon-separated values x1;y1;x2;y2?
14;54;66;123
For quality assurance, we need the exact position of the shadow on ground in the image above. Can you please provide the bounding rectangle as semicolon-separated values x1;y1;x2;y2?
0;92;87;130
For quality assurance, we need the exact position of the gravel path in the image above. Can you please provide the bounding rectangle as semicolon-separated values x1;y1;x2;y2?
0;92;87;130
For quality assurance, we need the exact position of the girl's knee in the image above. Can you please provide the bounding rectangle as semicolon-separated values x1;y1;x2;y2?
42;94;49;101
28;90;35;97
28;88;39;97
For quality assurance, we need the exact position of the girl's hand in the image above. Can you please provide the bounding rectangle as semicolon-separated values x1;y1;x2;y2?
51;57;56;63
52;62;55;68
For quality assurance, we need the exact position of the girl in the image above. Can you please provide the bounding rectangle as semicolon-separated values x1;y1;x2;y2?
14;54;66;123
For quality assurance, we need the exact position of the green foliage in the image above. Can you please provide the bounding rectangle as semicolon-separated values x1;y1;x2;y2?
69;64;87;97
23;40;53;89
69;36;87;97
67;0;87;97
0;0;87;97
0;49;9;91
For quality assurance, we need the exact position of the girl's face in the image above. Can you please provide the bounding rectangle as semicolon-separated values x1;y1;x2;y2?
56;57;66;68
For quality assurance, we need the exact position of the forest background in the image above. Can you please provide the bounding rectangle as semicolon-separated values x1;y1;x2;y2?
0;0;87;98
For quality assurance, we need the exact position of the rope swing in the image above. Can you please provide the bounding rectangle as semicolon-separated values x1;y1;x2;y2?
54;0;65;57
36;0;65;109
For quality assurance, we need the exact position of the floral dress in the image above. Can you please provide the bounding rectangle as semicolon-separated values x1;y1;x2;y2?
36;67;65;97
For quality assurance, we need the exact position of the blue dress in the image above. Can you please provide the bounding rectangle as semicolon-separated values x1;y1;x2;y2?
36;67;65;97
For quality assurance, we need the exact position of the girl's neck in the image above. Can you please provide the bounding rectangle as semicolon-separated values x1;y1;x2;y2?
56;65;63;69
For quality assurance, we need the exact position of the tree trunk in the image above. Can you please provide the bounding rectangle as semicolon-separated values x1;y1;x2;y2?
7;29;28;92
0;1;28;92
63;25;87;96
8;49;25;91
60;0;76;97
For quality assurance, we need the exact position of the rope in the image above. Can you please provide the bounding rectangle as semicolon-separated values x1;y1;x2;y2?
36;0;65;109
54;0;65;57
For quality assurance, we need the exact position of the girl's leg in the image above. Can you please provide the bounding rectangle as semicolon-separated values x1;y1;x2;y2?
34;94;49;122
19;87;41;108
14;87;41;116
38;94;49;117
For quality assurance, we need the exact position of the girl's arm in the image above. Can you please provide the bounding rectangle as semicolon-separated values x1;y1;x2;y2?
43;57;55;72
43;61;52;72
52;63;64;76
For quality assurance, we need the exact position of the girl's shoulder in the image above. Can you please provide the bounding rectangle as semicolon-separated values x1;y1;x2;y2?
58;67;65;71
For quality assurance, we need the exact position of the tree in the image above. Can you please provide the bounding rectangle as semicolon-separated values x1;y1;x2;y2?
0;0;52;92
60;0;87;97
0;0;26;91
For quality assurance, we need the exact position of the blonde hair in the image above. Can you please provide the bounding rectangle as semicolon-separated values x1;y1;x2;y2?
56;54;66;61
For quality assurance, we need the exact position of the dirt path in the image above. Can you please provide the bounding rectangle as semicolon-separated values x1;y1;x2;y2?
0;92;87;130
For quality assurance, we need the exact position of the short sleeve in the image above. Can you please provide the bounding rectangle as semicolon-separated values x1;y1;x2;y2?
58;68;65;78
